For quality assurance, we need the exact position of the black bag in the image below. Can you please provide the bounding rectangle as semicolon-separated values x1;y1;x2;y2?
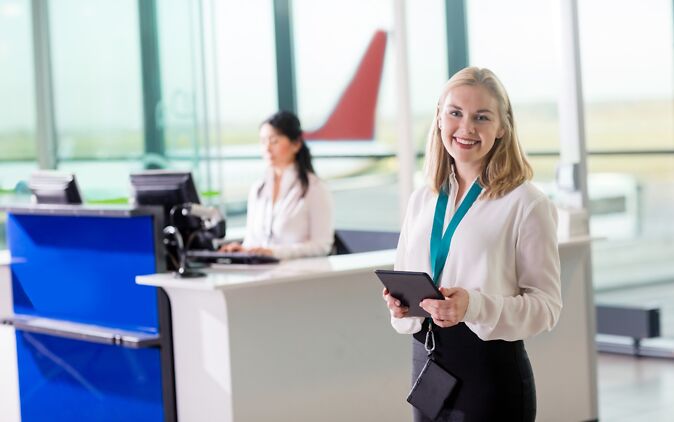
407;326;458;420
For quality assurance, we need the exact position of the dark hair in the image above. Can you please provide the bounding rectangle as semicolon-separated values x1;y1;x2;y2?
259;110;315;197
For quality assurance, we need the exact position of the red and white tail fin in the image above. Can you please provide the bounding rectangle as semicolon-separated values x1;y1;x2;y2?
303;30;387;142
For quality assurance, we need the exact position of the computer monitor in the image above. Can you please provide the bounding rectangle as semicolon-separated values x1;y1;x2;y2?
29;171;83;205
129;170;201;225
130;170;221;270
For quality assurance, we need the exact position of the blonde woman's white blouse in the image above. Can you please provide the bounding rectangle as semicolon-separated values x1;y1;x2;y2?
242;167;334;260
391;173;562;341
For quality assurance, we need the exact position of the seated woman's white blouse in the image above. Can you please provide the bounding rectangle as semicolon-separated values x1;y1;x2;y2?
391;174;562;341
242;167;334;260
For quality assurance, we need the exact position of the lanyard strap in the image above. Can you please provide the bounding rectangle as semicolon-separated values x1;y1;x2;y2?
429;180;482;284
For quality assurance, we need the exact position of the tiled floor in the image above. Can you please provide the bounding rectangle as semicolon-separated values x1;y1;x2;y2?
598;353;674;421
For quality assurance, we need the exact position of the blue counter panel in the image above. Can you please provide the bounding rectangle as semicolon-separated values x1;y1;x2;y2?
16;331;164;422
7;214;159;333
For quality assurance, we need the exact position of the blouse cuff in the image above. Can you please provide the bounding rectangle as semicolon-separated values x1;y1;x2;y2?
390;315;423;334
462;289;483;323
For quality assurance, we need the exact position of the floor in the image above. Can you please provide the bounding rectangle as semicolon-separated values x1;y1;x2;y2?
598;353;674;422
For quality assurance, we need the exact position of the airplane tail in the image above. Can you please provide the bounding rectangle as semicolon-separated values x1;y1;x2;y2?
303;30;387;142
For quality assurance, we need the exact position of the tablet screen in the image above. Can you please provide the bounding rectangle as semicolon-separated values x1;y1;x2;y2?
375;269;444;317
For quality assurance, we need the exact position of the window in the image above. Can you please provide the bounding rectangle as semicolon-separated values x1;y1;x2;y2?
579;0;674;295
50;0;143;160
49;0;144;200
407;0;448;150
155;0;278;223
0;0;37;187
292;0;402;229
467;0;561;183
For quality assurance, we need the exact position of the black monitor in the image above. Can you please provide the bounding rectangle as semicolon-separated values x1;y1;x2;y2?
130;170;222;271
129;170;201;225
29;171;83;205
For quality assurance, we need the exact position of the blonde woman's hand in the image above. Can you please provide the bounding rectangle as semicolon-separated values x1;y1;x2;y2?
383;288;409;318
420;287;469;328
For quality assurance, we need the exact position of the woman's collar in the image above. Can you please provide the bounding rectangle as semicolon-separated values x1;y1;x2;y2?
445;164;482;194
266;164;296;180
264;165;299;196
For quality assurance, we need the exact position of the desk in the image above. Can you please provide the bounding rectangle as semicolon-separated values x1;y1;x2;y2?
138;250;409;422
138;238;598;422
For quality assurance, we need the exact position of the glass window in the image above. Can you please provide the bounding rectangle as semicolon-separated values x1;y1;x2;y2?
579;0;674;344
0;0;37;247
0;0;37;244
0;0;37;184
579;0;674;291
292;0;401;230
157;0;277;151
580;0;674;152
155;0;278;224
407;0;448;150
293;0;393;132
207;0;278;217
155;0;215;203
212;0;277;143
467;0;561;183
50;0;144;160
49;0;143;200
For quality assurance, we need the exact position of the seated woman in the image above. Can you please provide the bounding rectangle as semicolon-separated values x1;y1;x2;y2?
221;111;334;260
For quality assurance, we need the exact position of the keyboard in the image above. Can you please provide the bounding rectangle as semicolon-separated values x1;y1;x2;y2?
186;250;280;265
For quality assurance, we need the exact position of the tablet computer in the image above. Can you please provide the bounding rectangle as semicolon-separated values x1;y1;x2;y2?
375;269;444;317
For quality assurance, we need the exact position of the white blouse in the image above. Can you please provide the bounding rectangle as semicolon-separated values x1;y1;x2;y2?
391;172;562;341
242;167;334;260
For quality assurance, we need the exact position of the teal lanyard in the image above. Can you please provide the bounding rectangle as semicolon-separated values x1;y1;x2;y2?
429;180;483;284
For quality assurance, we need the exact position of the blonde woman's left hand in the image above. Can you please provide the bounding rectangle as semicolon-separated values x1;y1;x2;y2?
420;287;470;328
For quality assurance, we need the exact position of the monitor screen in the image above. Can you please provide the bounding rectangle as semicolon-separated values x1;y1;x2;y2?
129;170;201;225
29;171;83;205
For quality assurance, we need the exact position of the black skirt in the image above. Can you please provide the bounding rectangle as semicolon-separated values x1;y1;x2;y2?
411;322;536;422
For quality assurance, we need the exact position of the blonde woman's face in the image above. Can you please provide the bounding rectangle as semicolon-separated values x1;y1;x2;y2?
259;123;301;170
438;84;504;170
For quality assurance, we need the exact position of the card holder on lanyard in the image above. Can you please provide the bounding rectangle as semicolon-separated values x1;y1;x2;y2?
406;180;482;419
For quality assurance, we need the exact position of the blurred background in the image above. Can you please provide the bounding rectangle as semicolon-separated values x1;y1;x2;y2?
1;0;673;340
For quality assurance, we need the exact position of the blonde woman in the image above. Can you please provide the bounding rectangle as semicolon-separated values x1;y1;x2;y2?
384;67;562;421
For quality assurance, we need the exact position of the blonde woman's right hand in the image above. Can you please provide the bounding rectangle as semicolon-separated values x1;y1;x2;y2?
383;288;409;318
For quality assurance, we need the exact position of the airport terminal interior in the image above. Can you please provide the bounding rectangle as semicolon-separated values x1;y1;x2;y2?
1;0;674;421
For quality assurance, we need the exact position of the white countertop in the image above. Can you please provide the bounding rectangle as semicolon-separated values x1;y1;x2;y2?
558;235;593;249
136;236;592;292
136;249;397;291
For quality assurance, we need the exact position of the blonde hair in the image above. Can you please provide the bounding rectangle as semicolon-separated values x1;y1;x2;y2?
423;67;533;199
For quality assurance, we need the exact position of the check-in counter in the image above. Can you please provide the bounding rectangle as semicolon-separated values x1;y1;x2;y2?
138;237;598;422
0;204;176;422
138;250;408;422
527;236;598;422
